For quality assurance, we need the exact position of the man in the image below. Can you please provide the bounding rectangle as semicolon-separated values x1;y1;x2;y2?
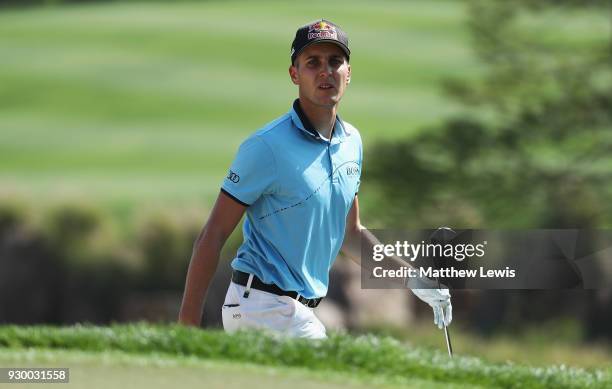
178;19;451;339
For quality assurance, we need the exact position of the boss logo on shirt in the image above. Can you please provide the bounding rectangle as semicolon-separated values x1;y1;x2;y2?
227;170;240;183
346;166;359;176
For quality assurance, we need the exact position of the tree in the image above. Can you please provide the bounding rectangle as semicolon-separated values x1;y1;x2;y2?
366;0;612;338
367;0;612;229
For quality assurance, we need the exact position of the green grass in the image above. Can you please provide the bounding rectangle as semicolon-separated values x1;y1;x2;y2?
367;320;612;370
0;1;607;213
0;324;609;388
0;349;475;389
0;0;474;210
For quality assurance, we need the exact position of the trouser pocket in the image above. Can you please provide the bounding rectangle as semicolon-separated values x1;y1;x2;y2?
221;304;242;333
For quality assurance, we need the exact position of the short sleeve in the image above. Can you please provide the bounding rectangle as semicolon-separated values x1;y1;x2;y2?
355;134;363;195
221;136;276;206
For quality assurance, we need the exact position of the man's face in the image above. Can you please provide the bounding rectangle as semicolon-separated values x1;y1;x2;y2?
289;42;351;108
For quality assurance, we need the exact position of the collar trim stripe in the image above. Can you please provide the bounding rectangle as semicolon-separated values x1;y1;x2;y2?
292;99;320;139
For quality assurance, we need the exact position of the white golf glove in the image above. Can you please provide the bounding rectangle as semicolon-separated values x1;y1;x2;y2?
407;276;452;329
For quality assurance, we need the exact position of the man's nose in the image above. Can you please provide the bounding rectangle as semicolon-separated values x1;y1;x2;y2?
319;62;333;76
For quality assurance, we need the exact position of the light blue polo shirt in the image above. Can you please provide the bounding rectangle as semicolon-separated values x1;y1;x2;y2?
221;99;363;298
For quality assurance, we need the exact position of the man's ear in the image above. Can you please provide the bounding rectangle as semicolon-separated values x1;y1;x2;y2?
346;64;351;84
289;64;299;85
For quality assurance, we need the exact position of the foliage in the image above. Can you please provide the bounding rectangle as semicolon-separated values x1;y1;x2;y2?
138;214;196;289
366;0;612;229
0;202;206;324
0;201;27;237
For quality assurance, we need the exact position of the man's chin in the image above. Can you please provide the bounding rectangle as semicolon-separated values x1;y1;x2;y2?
300;94;342;108
314;96;341;107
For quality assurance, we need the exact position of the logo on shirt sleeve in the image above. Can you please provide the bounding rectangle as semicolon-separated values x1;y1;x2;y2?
227;170;240;183
346;166;359;176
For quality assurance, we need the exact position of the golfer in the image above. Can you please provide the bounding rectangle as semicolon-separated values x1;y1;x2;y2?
179;19;452;339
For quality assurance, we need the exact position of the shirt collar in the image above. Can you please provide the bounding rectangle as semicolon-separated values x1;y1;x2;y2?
290;99;350;143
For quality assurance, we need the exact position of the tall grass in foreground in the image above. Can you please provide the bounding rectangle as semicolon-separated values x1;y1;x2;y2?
0;324;609;388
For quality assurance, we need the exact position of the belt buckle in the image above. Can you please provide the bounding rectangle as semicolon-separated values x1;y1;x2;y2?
297;295;309;307
297;295;320;308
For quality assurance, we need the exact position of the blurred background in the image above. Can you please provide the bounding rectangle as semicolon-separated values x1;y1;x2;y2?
1;0;611;368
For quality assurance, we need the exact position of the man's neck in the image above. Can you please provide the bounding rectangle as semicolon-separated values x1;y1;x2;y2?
298;98;337;140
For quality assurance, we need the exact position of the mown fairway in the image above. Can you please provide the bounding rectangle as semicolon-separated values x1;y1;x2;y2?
0;1;607;213
0;0;478;211
0;349;477;389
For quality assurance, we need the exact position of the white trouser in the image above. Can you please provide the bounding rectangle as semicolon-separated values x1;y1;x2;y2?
221;281;327;339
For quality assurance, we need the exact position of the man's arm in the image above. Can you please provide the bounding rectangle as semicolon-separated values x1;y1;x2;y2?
340;195;408;272
341;195;371;265
178;191;247;327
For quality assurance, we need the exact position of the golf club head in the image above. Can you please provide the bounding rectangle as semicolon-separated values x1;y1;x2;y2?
429;226;457;245
428;227;457;288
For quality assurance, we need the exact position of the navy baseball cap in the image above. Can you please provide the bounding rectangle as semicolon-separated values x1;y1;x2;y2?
290;19;350;64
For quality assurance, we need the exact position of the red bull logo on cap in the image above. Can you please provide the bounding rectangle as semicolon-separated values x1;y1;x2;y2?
307;21;337;41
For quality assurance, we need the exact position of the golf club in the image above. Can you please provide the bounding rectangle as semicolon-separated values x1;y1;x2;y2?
430;227;457;358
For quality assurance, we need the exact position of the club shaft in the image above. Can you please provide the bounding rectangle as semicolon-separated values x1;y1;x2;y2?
437;277;453;357
443;324;453;357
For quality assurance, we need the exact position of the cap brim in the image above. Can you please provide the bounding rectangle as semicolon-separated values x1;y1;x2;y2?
292;40;351;63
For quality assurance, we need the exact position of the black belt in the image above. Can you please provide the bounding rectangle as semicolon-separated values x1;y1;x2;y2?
232;270;322;308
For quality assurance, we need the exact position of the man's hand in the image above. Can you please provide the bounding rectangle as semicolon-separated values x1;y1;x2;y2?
408;277;452;329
